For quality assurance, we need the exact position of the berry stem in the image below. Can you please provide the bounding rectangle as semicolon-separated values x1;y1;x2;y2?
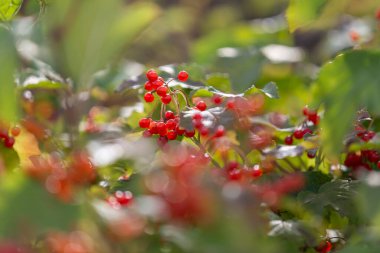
191;136;221;169
173;89;190;108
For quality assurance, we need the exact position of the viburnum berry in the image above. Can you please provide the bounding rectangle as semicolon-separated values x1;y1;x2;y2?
146;69;158;82
303;128;313;136
177;70;189;82
114;190;133;206
139;118;151;128
144;81;153;91
184;129;195;138
350;31;360;42
192;113;202;120
149;121;159;134
226;99;235;110
157;136;168;147
251;165;263;178
176;126;186;135
193;119;203;129
226;161;239;171
344;152;362;167
284;135;293;145
228;168;243;181
302;106;309;116
200;127;209;136
165;119;177;130
152;79;164;89
196;101;207;111
167;130;177;140
143;130;153;138
161;94;172;104
156;86;168;97
315;241;332;253
214;125;225;137
212;95;223;105
307;150;316;159
144;92;154;103
4;136;15;148
377;8;380;20
11;126;21;137
165;110;175;120
377;160;380;169
293;129;304;139
157;122;167;136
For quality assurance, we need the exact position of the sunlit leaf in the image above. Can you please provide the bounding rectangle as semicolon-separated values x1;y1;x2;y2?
0;0;23;21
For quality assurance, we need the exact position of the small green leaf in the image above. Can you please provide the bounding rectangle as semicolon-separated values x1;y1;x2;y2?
0;0;23;21
260;82;279;99
286;0;327;32
205;73;232;93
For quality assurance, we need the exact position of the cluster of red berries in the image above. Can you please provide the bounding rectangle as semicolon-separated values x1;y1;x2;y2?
107;190;133;209
0;126;20;149
223;161;263;182
143;69;188;104
284;106;319;145
355;125;376;142
315;241;332;253
344;149;380;171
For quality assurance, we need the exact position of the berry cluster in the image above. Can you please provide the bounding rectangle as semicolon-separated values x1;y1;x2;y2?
0;125;20;149
224;161;263;182
355;125;376;142
344;149;380;171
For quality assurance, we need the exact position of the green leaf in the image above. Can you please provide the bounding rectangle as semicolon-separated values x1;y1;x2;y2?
0;0;23;21
45;0;160;90
0;144;19;171
0;27;18;122
206;73;232;93
286;0;327;32
0;173;81;238
313;50;380;157
260;82;279;99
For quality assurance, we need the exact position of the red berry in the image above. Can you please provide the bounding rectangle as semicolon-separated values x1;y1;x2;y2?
251;166;263;178
316;241;332;253
157;122;167;136
139;118;151;128
149;121;158;134
308;114;320;125
0;130;7;139
177;70;189;82
165;110;175;120
376;8;380;20
350;31;360;42
157;136;168;147
196;101;207;111
161;94;172;104
11;126;21;137
167;130;177;140
303;128;313;136
165;119;177;130
293;130;304;139
377;160;380;169
226;100;235;110
114;190;133;206
344;152;362;167
152;79;164;89
212;95;223;105
146;69;158;82
193;119;203;129
228;169;242;181
144;92;154;103
4;137;15;148
185;129;195;138
214;125;225;137
226;161;239;171
284;135;293;145
200;127;209;136
143;130;152;137
144;81;153;91
307;150;316;159
302;106;309;116
156;86;168;97
192;113;202;120
176;126;186;135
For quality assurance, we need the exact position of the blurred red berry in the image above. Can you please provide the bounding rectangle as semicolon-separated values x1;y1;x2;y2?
156;86;168;97
212;95;223;105
144;81;153;91
144;92;154;103
293;130;304;139
167;130;177;140
4;137;15;148
165;110;175;120
196;101;207;111
11;126;21;137
146;69;158;82
161;94;172;104
139;118;151;128
177;70;189;82
284;135;293;145
185;129;195;138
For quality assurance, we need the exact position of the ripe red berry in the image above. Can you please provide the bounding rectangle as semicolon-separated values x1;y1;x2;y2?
146;69;158;82
228;168;242;181
193;119;203;129
212;95;223;105
165;119;177;130
165;110;175;120
114;191;133;206
4;136;15;148
143;130;152;138
152;79;164;89
284;135;293;145
316;241;332;253
251;166;263;178
293;130;304;139
161;94;172;104
350;31;360;42
196;101;207;111
376;8;380;20
226;100;235;110
176;126;186;135
308;114;320;125
303;128;313;136
307;150;316;159
139;118;151;128
144;92;154;103
167;130;177;140
302;106;309;116
156;86;168;97
177;70;189;82
377;160;380;169
144;81;153;91
11;126;21;137
148;121;158;134
192;113;202;120
184;129;195;138
157;122;167;136
200;127;209;136
214;125;225;137
226;161;239;171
